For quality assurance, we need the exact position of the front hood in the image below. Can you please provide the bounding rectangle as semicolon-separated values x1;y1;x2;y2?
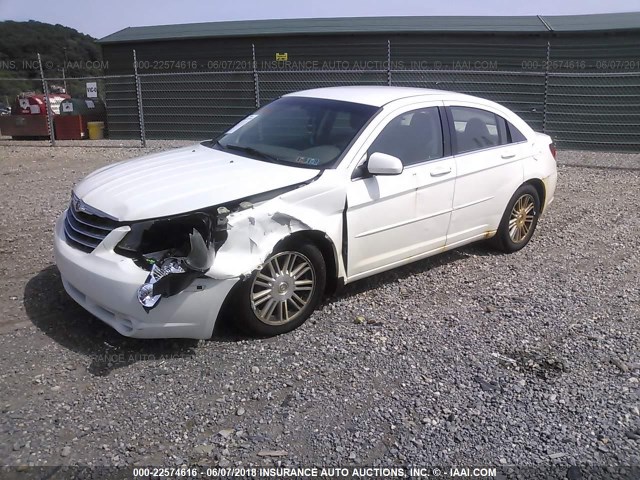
73;144;319;221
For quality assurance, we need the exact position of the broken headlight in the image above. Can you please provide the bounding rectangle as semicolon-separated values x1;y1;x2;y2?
115;212;224;311
116;212;214;261
136;229;213;311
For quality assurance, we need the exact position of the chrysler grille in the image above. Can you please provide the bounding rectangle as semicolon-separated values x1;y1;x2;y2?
64;201;120;253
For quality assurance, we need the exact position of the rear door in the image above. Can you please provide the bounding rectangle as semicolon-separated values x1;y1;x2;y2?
444;103;528;246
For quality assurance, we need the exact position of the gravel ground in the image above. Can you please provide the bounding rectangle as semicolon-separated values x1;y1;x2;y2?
0;142;638;474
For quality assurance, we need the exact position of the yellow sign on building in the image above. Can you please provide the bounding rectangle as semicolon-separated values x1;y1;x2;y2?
275;52;288;61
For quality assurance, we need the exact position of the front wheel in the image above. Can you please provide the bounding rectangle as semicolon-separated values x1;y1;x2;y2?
492;184;541;253
235;243;326;337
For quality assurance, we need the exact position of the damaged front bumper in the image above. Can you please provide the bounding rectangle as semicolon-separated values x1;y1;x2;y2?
53;213;239;339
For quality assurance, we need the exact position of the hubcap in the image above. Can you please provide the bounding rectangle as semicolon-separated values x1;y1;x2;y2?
250;251;316;326
508;194;536;243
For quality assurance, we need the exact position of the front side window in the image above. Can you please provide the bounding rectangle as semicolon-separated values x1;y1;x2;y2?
368;107;444;166
212;97;378;168
450;106;510;154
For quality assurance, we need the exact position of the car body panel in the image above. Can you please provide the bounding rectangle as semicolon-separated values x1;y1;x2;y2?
529;132;559;211
74;144;319;221
207;170;347;280
447;145;526;244
344;99;456;278
54;214;237;338
346;166;420;276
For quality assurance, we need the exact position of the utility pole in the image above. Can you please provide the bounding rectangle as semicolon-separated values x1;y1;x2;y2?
63;47;69;92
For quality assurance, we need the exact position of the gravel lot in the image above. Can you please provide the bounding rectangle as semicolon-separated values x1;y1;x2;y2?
0;142;638;475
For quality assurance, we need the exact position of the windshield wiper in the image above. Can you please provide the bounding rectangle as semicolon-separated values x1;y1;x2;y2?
219;143;280;163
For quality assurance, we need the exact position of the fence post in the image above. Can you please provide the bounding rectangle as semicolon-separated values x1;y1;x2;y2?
542;41;551;134
387;40;392;86
252;44;260;108
133;50;147;147
37;53;56;146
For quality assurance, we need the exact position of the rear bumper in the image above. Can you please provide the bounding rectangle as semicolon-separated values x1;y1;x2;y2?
53;212;238;339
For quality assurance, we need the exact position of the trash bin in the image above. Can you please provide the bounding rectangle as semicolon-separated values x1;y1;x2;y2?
57;98;107;140
59;97;106;116
87;121;105;140
13;93;69;115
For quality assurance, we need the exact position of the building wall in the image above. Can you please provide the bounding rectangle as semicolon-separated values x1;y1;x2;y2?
100;31;640;151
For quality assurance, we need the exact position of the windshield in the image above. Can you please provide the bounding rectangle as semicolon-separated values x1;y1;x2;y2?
211;96;378;168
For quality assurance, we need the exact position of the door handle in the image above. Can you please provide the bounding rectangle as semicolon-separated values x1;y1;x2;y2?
430;167;452;177
501;153;516;159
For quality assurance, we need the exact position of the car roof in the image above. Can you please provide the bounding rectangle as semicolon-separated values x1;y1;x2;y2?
285;85;475;107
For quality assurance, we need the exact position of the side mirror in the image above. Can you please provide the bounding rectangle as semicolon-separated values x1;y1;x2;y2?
367;152;404;176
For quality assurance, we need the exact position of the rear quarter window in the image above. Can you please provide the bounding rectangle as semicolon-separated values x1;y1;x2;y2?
508;121;528;143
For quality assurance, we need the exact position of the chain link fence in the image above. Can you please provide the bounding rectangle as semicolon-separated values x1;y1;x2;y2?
1;50;639;151
391;70;547;132
139;71;256;140
545;71;640;150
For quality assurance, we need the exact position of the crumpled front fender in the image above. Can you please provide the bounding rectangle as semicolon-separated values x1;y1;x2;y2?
206;197;343;280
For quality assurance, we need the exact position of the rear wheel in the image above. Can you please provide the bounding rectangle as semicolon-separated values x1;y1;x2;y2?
492;184;541;253
236;243;326;336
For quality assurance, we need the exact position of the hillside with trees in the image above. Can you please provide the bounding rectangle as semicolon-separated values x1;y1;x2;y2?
0;20;102;103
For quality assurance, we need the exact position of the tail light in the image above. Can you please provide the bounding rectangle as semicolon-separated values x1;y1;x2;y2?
549;143;557;160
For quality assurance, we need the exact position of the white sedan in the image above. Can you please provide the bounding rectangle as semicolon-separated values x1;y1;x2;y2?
53;86;558;338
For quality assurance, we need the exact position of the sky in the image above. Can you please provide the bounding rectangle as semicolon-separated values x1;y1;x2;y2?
1;0;639;39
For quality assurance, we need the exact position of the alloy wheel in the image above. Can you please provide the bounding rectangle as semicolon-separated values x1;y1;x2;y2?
508;193;536;243
250;251;316;326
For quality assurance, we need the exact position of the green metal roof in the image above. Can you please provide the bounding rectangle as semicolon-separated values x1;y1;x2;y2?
99;12;640;44
542;12;640;31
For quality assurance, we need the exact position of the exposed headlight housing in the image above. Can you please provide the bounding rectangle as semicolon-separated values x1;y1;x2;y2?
113;212;222;312
116;212;215;260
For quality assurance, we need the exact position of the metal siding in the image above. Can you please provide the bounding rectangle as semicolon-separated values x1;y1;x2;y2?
100;29;640;151
544;32;640;151
103;39;254;74
259;71;388;104
546;72;640;151
103;76;140;140
549;32;640;71
253;35;387;68
139;72;256;140
389;33;548;70
391;70;546;131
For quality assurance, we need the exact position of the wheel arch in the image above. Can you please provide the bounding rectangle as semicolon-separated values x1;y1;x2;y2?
523;178;546;212
274;230;341;295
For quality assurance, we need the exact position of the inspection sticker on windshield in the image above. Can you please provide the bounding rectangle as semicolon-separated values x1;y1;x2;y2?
226;115;258;134
295;156;320;166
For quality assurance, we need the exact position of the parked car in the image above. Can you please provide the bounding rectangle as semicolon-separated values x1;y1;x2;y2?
54;86;558;339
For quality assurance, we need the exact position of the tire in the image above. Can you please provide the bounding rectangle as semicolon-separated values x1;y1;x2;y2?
492;184;541;253
235;243;326;337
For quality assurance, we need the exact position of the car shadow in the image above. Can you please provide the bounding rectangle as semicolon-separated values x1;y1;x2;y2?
24;243;501;375
23;265;207;376
326;242;501;302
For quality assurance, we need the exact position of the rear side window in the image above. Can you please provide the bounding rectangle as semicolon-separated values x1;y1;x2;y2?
448;107;528;154
450;106;509;154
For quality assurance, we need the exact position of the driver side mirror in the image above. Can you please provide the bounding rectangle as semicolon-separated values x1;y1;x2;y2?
367;152;404;176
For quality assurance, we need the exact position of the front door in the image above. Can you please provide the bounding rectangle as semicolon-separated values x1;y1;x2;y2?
346;105;455;280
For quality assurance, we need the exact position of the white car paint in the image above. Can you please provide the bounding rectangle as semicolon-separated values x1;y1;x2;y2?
75;144;319;221
53;86;557;339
